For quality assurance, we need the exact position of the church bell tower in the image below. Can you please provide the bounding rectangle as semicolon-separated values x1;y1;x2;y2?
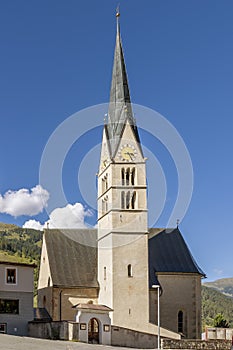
97;12;150;330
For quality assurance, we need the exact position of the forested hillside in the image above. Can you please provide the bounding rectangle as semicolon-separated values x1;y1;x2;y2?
0;223;43;295
202;285;233;328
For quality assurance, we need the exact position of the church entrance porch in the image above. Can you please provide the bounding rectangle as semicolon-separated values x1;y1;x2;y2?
73;303;112;345
88;318;99;344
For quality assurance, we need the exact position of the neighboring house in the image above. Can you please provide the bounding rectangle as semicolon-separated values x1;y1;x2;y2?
0;261;35;336
37;12;205;346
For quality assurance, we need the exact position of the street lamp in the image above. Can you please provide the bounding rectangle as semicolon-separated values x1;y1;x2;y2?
152;284;160;350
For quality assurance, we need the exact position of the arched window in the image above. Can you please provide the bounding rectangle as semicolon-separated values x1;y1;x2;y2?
131;191;136;209
103;196;108;213
131;168;135;186
121;168;125;185
102;178;105;193
121;192;125;209
126;191;131;209
105;174;108;191
128;264;133;277
126;168;130;186
178;311;183;333
47;277;51;287
105;200;108;213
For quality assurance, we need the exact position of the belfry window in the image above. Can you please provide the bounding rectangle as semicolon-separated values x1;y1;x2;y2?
121;167;136;186
105;174;108;191
131;191;136;209
178;310;183;333
121;192;125;209
121;191;137;210
126;191;131;209
126;168;130;186
105;197;108;212
131;168;135;186
102;175;108;193
121;168;125;185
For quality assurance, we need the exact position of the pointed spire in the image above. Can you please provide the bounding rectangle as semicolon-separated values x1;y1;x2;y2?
107;10;141;158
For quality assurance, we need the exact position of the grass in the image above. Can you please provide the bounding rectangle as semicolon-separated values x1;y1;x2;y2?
0;251;34;264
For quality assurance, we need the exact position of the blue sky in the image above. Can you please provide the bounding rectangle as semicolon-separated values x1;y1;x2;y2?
0;1;233;282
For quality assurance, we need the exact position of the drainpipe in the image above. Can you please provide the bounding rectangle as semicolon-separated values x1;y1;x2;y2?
59;289;63;321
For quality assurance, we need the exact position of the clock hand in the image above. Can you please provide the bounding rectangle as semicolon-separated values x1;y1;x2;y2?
126;152;134;160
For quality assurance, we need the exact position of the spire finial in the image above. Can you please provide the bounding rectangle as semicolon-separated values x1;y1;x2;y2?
116;4;120;32
176;219;180;228
116;4;120;18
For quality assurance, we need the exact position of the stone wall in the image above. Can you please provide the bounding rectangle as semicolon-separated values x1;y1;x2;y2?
28;321;79;340
205;327;233;340
161;339;232;350
111;325;158;349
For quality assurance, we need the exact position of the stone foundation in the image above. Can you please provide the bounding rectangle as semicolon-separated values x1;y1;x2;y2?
161;339;232;350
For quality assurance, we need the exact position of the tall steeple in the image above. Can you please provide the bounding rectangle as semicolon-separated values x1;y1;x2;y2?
107;11;141;158
98;10;149;330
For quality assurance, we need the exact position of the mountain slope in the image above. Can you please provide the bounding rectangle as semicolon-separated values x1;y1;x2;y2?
204;278;233;298
202;285;233;328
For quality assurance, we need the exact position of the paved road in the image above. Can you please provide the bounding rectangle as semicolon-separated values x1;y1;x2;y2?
0;334;150;350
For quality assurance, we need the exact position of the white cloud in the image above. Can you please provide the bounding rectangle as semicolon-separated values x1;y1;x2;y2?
23;219;44;231
0;185;49;217
48;203;89;229
23;202;92;230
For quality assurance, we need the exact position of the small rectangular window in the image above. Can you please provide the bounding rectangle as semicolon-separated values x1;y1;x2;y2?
6;268;17;284
104;267;107;280
0;323;7;333
104;324;110;332
0;299;19;314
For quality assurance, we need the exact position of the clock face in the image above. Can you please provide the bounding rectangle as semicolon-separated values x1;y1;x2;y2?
120;145;136;161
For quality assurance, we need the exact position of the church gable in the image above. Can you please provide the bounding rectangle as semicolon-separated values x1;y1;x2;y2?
148;228;205;287
42;229;98;288
113;119;144;163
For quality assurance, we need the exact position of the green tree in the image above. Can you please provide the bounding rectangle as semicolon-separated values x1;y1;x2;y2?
213;313;229;328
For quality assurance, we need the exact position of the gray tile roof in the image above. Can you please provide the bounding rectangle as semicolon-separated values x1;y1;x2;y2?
34;307;52;322
44;227;204;290
73;303;113;312
148;228;205;287
44;229;98;288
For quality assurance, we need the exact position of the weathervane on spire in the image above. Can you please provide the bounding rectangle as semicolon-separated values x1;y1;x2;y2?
116;4;120;18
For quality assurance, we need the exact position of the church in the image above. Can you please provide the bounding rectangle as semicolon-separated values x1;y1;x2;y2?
37;12;205;347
